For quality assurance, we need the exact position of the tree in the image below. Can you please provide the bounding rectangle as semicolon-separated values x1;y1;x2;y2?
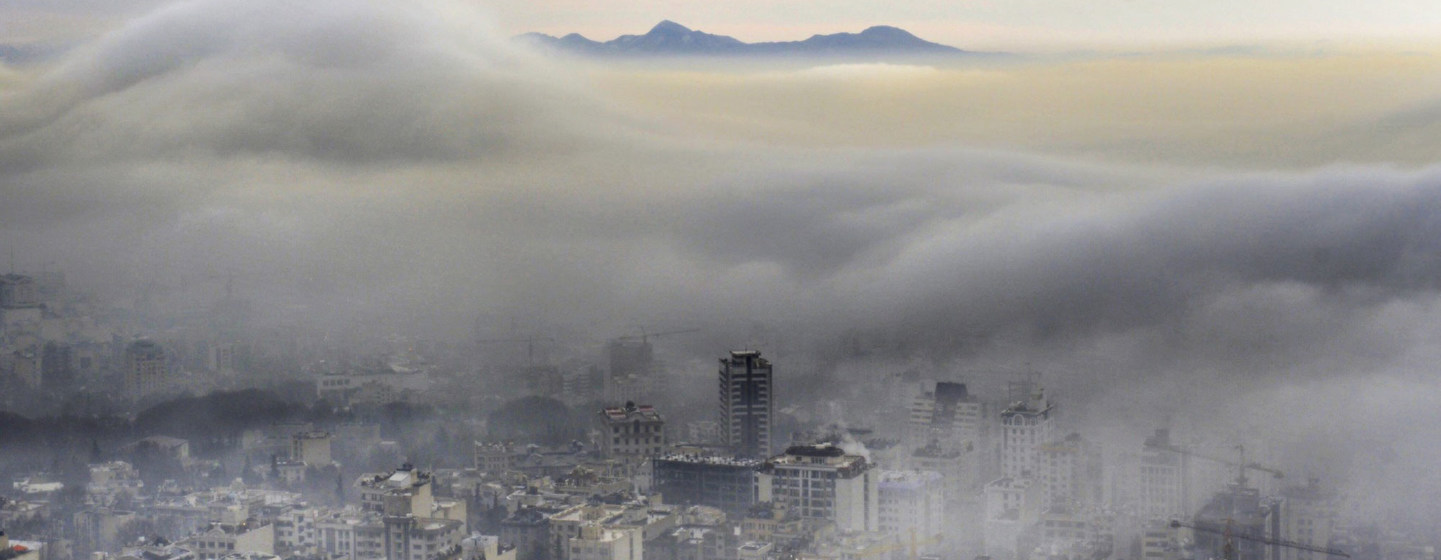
486;396;585;445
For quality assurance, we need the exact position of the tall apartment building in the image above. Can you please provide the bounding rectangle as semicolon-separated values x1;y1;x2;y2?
1138;429;1189;521
906;381;983;449
719;351;773;459
1276;480;1338;560
1037;432;1103;512
877;470;945;546
999;385;1054;480
605;339;657;404
124;339;168;398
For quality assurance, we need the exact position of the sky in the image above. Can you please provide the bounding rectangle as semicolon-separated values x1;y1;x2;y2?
6;0;1441;50
4;0;1441;522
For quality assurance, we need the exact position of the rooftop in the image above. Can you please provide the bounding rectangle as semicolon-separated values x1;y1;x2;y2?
655;454;761;468
600;402;663;423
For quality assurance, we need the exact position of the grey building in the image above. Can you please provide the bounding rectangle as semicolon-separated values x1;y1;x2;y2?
652;454;760;518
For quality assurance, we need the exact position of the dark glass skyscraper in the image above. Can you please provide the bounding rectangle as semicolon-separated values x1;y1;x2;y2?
719;350;773;458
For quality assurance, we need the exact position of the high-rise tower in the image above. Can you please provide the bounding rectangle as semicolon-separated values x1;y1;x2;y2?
719;350;773;458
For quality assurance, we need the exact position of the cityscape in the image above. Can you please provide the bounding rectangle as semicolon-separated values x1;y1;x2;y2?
0;265;1429;560
4;2;1441;560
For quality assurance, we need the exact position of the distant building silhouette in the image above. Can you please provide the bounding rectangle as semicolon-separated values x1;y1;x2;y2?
719;350;772;459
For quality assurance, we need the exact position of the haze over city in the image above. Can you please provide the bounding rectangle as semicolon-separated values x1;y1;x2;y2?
2;2;1441;560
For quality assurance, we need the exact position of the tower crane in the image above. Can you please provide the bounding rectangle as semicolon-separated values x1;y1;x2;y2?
617;326;701;345
1144;441;1283;488
476;335;555;366
1169;519;1349;559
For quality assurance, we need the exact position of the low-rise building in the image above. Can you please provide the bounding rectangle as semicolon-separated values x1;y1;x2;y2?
758;445;877;533
183;521;275;560
652;454;759;519
598;403;665;458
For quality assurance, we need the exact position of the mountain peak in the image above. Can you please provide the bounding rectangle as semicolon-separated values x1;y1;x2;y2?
649;20;692;34
859;25;916;38
518;22;987;58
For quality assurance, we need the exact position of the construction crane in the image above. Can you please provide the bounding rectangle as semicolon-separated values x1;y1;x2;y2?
1169;519;1349;559
618;326;700;345
476;335;555;366
1145;441;1283;488
204;270;251;301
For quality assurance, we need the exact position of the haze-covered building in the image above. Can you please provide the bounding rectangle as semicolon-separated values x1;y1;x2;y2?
1138;429;1189;522
1000;386;1054;481
597;402;666;458
719;351;772;459
758;444;877;533
124;339;169;398
907;381;983;450
652;454;760;518
877;470;944;548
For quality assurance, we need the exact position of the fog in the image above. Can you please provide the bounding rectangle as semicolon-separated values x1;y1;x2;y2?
3;0;1441;555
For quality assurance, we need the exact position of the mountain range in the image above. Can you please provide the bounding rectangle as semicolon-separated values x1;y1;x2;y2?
517;20;986;58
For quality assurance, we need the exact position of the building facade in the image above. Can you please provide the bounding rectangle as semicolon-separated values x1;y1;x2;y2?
124;339;168;398
999;387;1054;481
652;455;759;518
719;351;773;459
597;402;666;458
758;445;877;533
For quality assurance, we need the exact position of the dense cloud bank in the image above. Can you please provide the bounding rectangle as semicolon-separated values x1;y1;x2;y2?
4;0;1441;519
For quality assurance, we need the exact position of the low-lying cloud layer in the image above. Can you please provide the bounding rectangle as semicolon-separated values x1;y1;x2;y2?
4;0;1441;519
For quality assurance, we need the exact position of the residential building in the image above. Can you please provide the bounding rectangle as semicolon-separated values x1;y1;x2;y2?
475;442;516;476
906;382;983;450
357;465;434;516
877;470;944;549
0;275;38;308
1138;429;1188;522
982;477;1041;560
758;444;877;533
597;402;665;458
1277;480;1339;560
999;386;1054;481
1037;433;1103;512
291;432;333;466
124;339;168;398
183;521;275;560
908;440;980;505
568;525;641;560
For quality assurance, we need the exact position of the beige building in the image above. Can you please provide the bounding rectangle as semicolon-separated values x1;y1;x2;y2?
475;442;516;475
597;402;665;458
568;525;641;560
758;445;878;533
184;522;275;560
291;432;333;466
